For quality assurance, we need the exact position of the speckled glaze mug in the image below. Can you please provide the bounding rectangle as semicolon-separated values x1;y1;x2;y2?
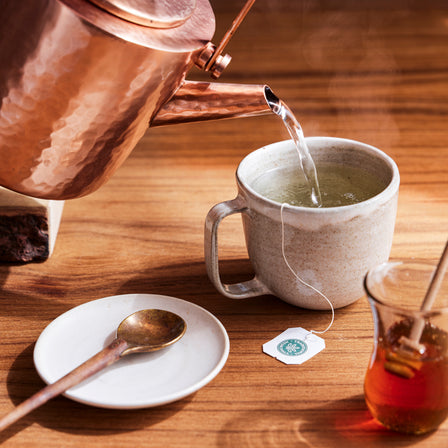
204;137;400;309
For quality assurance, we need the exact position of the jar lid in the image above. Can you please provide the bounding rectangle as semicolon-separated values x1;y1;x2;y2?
88;0;197;28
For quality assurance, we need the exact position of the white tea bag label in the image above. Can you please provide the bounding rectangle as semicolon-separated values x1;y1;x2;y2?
263;327;325;365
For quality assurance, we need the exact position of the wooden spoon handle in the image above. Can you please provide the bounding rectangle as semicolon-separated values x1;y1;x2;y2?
406;240;448;348
0;337;128;432
420;240;448;312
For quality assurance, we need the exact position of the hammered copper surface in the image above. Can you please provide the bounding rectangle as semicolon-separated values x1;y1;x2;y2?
0;0;266;200
152;81;270;126
0;0;212;200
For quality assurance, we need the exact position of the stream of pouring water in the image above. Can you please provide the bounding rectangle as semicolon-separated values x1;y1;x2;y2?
265;88;334;331
265;88;322;207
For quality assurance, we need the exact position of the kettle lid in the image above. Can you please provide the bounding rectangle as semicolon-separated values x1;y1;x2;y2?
88;0;196;28
61;0;215;51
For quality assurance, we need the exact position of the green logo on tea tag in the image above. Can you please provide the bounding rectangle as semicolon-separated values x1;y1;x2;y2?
263;328;325;364
277;338;308;356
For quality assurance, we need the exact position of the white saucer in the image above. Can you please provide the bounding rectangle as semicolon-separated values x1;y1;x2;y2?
33;294;230;409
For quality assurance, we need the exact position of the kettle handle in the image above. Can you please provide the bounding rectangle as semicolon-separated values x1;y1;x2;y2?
196;0;257;78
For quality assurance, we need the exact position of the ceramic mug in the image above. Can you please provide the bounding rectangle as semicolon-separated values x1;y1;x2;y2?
204;137;400;309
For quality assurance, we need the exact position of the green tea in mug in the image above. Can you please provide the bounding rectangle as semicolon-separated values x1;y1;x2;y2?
251;163;387;208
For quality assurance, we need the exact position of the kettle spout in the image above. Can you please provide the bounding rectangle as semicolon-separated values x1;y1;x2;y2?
151;80;272;127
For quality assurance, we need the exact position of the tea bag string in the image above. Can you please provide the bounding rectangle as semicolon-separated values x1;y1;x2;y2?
280;203;335;335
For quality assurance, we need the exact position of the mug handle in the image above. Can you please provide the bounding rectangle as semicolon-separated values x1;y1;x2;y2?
204;195;271;299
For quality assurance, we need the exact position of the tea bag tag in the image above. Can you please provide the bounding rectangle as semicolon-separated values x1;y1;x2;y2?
263;327;325;365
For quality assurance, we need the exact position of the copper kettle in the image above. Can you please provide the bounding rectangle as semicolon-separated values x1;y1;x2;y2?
0;0;272;200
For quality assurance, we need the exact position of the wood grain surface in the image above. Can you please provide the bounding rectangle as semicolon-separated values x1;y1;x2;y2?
1;0;447;446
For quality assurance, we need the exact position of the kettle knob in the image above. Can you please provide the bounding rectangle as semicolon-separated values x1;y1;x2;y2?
195;43;232;79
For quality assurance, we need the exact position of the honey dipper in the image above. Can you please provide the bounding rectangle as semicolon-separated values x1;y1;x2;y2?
398;240;448;354
383;240;448;379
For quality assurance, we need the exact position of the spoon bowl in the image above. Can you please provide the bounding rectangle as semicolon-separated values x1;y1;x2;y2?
119;309;186;354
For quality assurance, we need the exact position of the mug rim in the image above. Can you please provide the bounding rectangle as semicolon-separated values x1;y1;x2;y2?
236;136;400;214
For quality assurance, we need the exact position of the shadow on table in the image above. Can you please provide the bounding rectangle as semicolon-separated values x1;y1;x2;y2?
115;257;278;311
0;265;9;288
0;257;251;323
0;261;72;323
217;395;435;448
0;343;192;443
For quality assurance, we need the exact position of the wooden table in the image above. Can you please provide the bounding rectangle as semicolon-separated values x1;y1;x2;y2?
1;0;447;446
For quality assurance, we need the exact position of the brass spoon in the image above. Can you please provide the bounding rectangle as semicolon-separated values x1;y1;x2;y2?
0;309;186;431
